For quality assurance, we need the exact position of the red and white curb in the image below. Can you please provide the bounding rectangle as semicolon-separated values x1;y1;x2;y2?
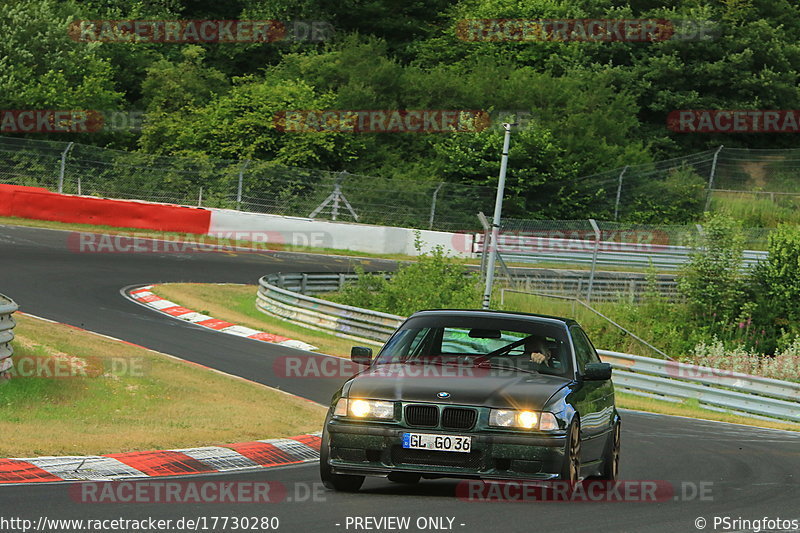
0;434;321;484
127;285;317;351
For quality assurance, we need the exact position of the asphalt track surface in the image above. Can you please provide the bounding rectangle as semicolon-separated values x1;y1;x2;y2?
1;224;799;533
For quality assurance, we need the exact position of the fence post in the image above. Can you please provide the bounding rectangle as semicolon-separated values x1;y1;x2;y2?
198;187;203;207
704;145;724;211
58;142;74;194
613;166;628;221
429;182;444;230
237;159;250;210
587;219;601;302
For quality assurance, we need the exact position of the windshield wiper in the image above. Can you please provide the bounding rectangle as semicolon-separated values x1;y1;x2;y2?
472;334;536;366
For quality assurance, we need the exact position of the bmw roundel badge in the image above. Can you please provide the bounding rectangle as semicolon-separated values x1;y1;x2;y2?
437;391;451;399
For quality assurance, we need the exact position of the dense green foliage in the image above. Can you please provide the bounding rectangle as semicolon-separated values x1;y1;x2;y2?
329;238;481;316
5;0;800;222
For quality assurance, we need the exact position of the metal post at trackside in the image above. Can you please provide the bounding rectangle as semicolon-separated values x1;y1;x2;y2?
477;211;491;283
613;166;628;221
482;123;515;310
586;218;601;302
429;182;444;230
198;187;203;207
58;142;74;194
704;145;724;211
237;159;250;210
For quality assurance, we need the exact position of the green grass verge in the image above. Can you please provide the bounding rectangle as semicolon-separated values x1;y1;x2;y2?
151;283;799;433
0;314;326;456
150;283;354;357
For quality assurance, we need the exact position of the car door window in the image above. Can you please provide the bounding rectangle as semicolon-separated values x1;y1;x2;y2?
570;326;597;374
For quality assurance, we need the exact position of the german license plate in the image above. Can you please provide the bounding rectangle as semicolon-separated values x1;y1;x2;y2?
402;433;472;453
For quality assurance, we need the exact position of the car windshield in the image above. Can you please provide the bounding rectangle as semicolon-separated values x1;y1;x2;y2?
374;315;572;377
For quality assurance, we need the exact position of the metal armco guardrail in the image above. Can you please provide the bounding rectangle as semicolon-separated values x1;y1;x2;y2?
507;271;679;302
0;294;18;378
257;273;800;423
257;274;402;346
599;350;800;422
474;233;768;271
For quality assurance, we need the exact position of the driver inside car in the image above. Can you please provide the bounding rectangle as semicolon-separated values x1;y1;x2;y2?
524;336;552;365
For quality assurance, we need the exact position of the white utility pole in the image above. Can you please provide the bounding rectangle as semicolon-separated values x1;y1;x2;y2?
482;123;515;310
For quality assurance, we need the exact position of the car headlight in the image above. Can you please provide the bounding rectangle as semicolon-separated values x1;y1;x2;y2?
489;409;559;430
333;398;395;420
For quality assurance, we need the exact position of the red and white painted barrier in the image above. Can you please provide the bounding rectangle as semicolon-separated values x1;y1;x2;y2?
0;184;210;234
0;184;472;256
127;286;317;351
0;433;321;484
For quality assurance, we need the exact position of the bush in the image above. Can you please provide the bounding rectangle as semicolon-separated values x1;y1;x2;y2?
689;337;800;382
749;223;800;352
331;236;481;316
678;212;746;326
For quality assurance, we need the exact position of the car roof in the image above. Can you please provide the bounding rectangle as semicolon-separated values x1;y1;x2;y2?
409;308;580;327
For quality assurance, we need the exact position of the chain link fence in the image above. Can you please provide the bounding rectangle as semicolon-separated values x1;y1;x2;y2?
0;135;798;231
0;136;496;231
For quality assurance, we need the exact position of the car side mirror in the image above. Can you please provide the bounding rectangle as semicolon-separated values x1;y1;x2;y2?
583;362;612;381
351;346;373;366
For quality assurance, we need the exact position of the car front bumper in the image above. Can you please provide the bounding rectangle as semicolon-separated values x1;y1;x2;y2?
326;419;567;480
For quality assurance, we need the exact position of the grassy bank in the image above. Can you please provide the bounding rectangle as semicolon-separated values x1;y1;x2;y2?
149;283;354;357
0;313;326;457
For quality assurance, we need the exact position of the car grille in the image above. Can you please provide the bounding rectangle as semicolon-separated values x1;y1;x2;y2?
391;446;483;469
405;405;438;427
441;407;477;429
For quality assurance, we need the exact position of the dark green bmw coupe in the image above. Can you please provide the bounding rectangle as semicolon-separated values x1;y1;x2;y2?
320;309;620;491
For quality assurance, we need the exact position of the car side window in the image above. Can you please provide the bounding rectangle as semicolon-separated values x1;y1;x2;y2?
570;326;598;374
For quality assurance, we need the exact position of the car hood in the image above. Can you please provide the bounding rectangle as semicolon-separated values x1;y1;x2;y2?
342;362;571;410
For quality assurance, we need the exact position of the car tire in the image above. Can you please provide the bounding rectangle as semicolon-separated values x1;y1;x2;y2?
387;472;421;484
559;420;581;483
597;422;621;481
319;428;365;492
